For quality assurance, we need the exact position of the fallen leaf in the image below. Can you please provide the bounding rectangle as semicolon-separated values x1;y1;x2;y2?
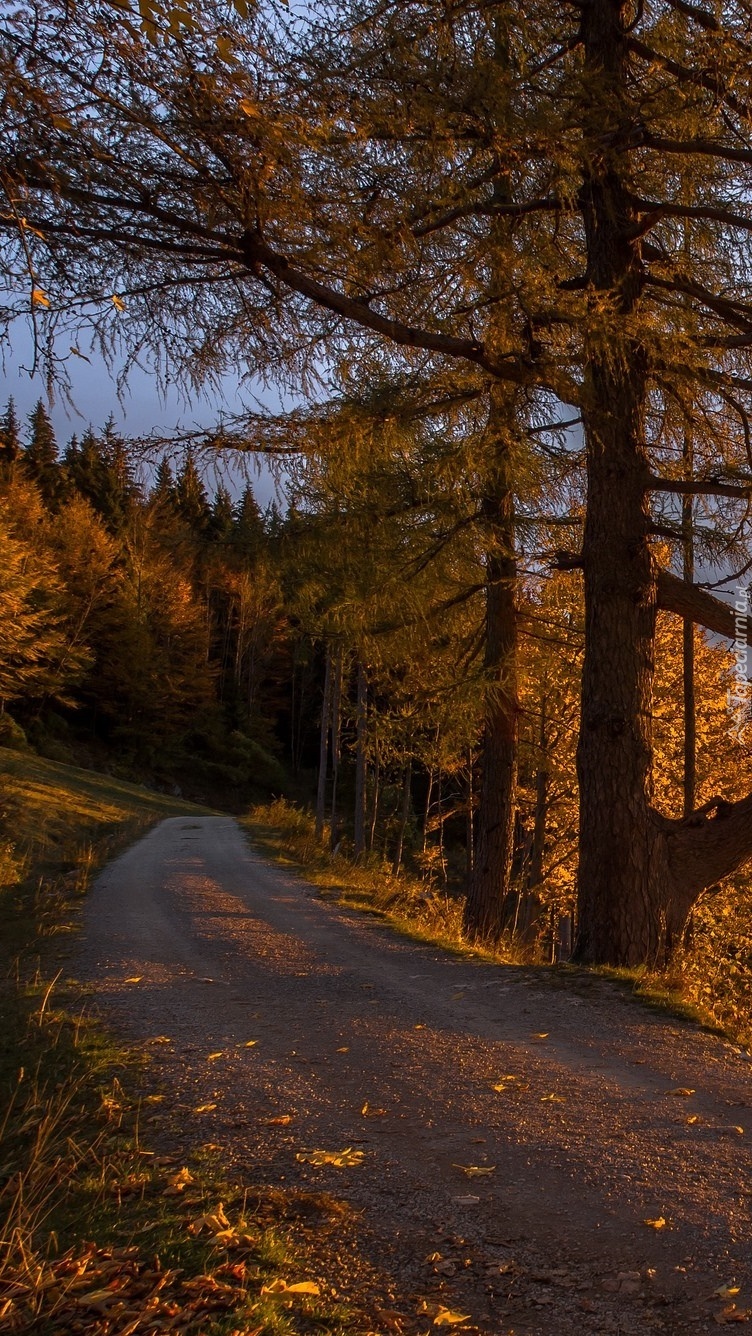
146;1035;171;1044
261;1278;321;1296
491;1082;509;1093
336;1046;349;1052
541;1093;565;1103
434;1307;471;1325
124;976;142;984
362;1102;387;1117
207;1051;224;1061
415;1023;425;1030
715;1304;751;1323
145;1094;165;1104
666;1088;695;1097
296;1147;364;1167
453;1164;495;1177
686;1114;700;1124
241;1039;258;1047
163;1167;194;1195
532;1032;549;1040
262;1115;293;1126
716;1285;743;1300
194;1103;217;1114
644;1216;666;1230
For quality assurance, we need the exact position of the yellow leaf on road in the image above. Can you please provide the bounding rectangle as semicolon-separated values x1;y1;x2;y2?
124;976;142;983
541;1093;565;1103
434;1307;471;1325
241;1040;258;1047
644;1216;666;1229
716;1285;742;1299
207;1051;224;1061
336;1046;349;1052
194;1103;217;1113
297;1147;364;1167
532;1032;549;1040
666;1088;695;1097
453;1164;495;1177
362;1102;387;1117
263;1114;292;1125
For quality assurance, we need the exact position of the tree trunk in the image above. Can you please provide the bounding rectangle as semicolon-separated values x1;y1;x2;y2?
682;434;696;817
369;753;380;852
315;644;333;842
574;0;663;966
529;697;548;891
392;758;412;878
353;660;367;859
466;747;475;887
463;387;518;942
329;643;343;851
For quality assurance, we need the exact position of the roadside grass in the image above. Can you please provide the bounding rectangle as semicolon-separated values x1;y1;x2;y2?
0;751;362;1336
245;797;749;1048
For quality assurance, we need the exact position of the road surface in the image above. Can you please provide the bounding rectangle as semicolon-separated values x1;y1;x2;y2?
76;815;752;1334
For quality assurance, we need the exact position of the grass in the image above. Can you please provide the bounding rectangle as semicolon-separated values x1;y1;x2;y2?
0;750;364;1336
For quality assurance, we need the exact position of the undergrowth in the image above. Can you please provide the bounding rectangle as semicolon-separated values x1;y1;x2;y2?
0;753;359;1336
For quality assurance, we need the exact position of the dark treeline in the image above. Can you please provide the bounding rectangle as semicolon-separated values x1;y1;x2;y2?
0;395;294;802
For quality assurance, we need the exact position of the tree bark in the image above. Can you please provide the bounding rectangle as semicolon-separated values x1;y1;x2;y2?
682;434;696;818
574;0;664;966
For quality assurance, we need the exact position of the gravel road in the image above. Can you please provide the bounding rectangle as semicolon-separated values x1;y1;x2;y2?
76;815;752;1334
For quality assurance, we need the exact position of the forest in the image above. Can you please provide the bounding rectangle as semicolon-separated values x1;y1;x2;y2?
4;0;752;984
2;386;752;1036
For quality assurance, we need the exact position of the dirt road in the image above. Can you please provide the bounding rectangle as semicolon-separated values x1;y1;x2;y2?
76;815;752;1334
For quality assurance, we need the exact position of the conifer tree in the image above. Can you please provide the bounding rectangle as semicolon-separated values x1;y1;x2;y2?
24;399;63;507
174;451;211;536
0;397;21;469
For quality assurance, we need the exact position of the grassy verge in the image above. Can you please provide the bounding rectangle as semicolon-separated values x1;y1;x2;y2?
0;751;361;1336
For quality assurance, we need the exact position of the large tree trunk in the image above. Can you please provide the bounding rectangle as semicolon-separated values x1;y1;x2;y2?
574;0;664;966
463;387;518;942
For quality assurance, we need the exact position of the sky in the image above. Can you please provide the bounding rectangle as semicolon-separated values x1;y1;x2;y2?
0;326;286;505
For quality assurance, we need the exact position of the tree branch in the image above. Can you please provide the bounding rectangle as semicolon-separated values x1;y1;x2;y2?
649;475;752;498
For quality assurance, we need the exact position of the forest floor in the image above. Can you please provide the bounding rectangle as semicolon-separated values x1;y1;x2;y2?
72;814;752;1336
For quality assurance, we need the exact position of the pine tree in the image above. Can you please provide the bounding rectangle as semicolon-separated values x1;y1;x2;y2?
0;397;21;469
150;457;176;508
24;399;63;507
174;451;210;536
